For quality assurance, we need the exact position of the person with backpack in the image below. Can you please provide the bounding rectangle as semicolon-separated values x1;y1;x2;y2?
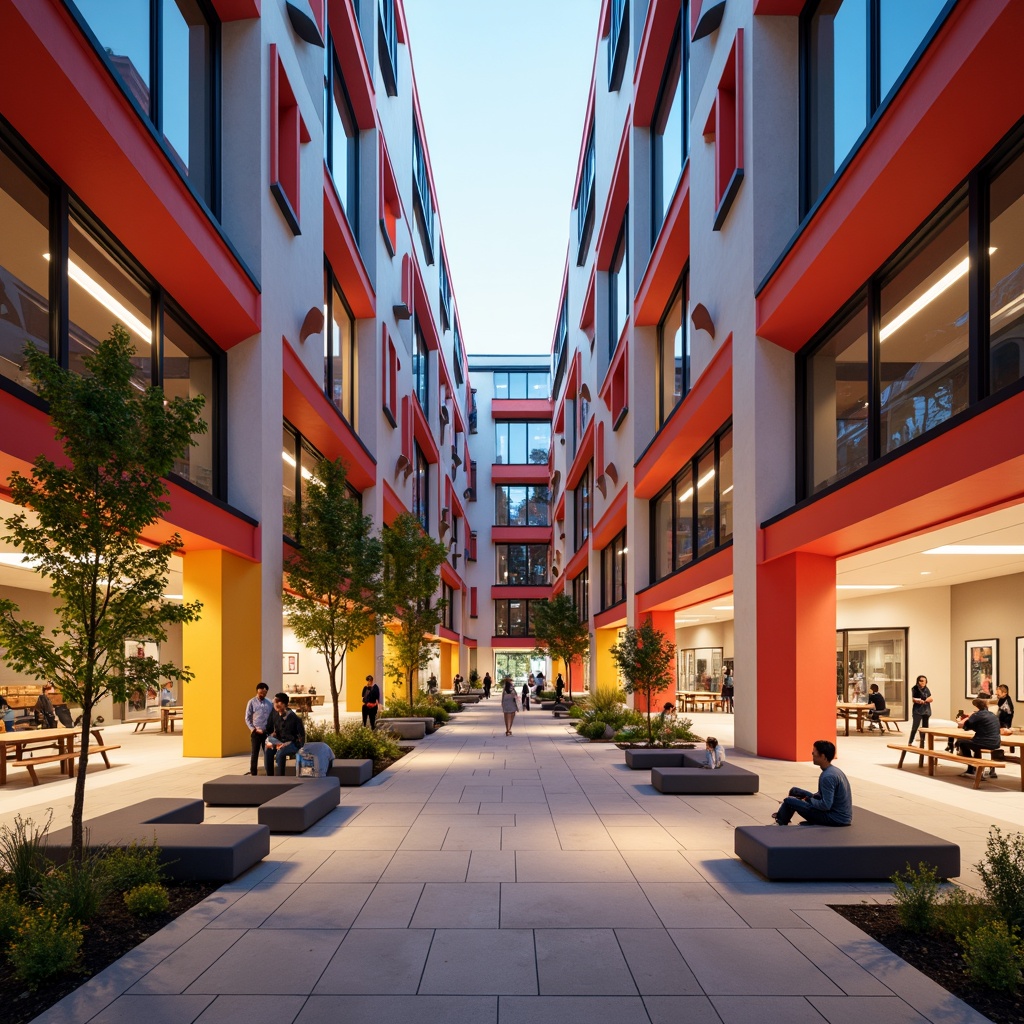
263;692;305;776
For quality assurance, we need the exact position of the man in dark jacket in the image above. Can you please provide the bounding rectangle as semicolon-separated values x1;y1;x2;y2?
957;698;1002;778
263;693;306;776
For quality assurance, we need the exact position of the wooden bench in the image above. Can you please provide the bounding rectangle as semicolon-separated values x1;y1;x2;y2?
132;717;162;732
878;716;901;732
888;743;1005;789
12;743;120;785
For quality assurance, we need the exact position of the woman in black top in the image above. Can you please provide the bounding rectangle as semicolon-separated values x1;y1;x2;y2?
361;674;381;730
908;674;933;747
997;684;1014;730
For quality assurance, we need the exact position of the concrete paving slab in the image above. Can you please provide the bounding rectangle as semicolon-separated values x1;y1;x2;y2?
314;929;433;993
261;882;373;928
350;883;424;927
411;882;500;928
499;882;662;929
419;928;537;994
535;929;636;995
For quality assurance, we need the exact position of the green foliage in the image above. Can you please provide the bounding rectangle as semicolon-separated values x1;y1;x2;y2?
124;882;171;917
0;811;53;899
101;840;164;891
381;512;448;703
304;721;401;771
577;720;610;741
939;886;995;941
36;850;109;924
891;862;941;932
283;458;383;732
9;907;83;987
532;593;590;700
610;619;676;746
0;327;204;857
570;689;645;741
960;919;1024;992
976;827;1024;932
381;697;449;725
0;884;26;947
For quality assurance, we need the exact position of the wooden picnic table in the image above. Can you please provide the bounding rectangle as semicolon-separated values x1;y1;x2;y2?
680;691;721;713
914;726;1023;790
836;701;872;736
161;705;184;732
0;726;108;785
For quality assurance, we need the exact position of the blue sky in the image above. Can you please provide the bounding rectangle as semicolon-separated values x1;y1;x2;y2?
403;0;602;356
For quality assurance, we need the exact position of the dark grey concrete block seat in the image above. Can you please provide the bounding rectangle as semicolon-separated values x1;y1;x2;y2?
381;715;436;733
734;807;961;880
652;762;760;794
284;758;373;785
625;749;695;769
203;775;341;833
379;719;427;739
44;798;270;882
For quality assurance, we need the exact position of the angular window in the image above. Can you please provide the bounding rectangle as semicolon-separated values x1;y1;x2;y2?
653;487;673;581
674;465;694;571
0;149;50;393
609;212;629;355
412;444;429;531
608;0;629;91
652;23;686;238
571;569;589;623
325;270;356;427
412;122;435;264
282;423;299;522
718;428;733;546
658;272;688;426
453;323;464;386
601;530;627;609
696;446;716;558
988;148;1024;396
413;320;429;414
164;311;214;493
378;0;398;97
439;253;451;332
72;0;217;210
326;46;358;229
577;125;596;264
574;463;592;549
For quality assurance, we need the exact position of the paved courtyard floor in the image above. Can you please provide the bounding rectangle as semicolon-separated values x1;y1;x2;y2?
5;700;1020;1024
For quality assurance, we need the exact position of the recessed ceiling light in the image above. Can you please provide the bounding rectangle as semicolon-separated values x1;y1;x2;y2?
835;585;901;590
924;545;1024;555
920;571;932;576
711;605;734;611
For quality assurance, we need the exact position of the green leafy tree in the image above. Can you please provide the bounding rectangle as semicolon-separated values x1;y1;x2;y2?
609;618;676;746
532;592;590;701
0;327;204;857
284;458;382;731
381;512;448;704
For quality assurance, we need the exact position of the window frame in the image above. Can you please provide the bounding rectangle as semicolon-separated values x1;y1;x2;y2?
650;14;687;241
325;40;359;235
600;529;627;610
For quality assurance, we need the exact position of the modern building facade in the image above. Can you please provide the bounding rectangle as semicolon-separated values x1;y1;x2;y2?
548;0;1024;760
0;0;477;755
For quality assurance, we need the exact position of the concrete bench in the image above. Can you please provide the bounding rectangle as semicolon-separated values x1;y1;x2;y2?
624;749;696;769
284;758;373;785
652;762;759;794
734;806;960;881
380;715;436;733
451;694;482;704
44;797;269;881
203;775;341;832
380;719;426;739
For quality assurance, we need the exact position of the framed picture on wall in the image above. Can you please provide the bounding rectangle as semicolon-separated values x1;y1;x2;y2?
283;652;299;675
1016;637;1024;702
965;640;998;699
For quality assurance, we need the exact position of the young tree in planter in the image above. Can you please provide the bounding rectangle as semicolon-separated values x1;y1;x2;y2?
381;512;448;704
609;617;676;746
0;327;205;858
532;592;590;701
283;458;382;732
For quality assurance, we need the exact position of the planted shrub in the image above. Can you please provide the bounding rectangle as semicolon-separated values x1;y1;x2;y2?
309;722;402;771
8;908;83;987
102;840;164;891
0;811;53;899
939;886;995;941
976;827;1024;932
891;862;941;932
576;720;609;741
36;850;109;924
0;884;26;946
124;882;171;917
959;919;1024;992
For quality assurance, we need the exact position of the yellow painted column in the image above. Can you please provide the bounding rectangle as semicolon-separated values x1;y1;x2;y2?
382;629;405;702
182;549;262;757
594;627;621;694
346;637;376;712
439;642;452;689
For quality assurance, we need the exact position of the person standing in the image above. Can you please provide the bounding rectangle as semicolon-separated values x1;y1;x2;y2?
244;682;272;775
555;674;565;703
721;672;735;713
482;672;492;698
772;740;853;826
160;680;175;706
996;684;1014;732
521;679;531;711
535;670;545;694
263;693;305;776
361;674;380;730
908;674;933;747
35;685;57;728
501;677;521;735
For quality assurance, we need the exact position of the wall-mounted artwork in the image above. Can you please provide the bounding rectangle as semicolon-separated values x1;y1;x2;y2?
283;652;299;675
965;640;997;699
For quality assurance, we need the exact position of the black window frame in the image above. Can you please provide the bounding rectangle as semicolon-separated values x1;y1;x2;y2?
323;260;357;428
412;443;429;531
493;598;544;638
494;420;551;465
574;463;592;549
412;120;435;264
495;543;550;587
577;126;596;265
608;0;630;91
609;210;629;357
600;529;627;610
325;39;359;237
651;13;688;242
658;269;689;427
413;319;429;415
494;484;551;527
378;0;398;97
571;569;589;623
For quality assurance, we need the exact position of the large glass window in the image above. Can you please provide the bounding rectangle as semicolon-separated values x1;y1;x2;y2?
601;530;627;609
658;273;688;426
804;0;947;213
571;569;589;622
282;424;325;532
494;598;542;638
327;48;358;226
0;150;50;392
652;19;687;237
493;371;550;400
325;271;356;426
413;445;428;531
413;321;429;414
73;0;216;209
609;213;629;355
164;311;213;492
651;426;733;582
495;485;550;526
836;627;907;719
494;421;550;465
412;122;434;263
577;126;595;261
988;148;1024;396
496;544;549;586
574;463;592;549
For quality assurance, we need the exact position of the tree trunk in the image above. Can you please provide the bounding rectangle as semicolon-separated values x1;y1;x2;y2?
71;697;93;861
329;661;341;733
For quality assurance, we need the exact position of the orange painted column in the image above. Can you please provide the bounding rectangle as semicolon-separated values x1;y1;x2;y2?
634;610;677;714
756;552;836;760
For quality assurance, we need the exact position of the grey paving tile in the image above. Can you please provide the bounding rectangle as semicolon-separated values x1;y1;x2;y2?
314;929;433;993
605;826;683;850
500;827;563;850
782;927;891;995
295;994;496;1023
346;802;425;826
467;849;517;881
706;996;830;1024
304;849;393;883
380;850;470;881
643;995;730;1024
499;995;652;1024
670;929;844;996
128;929;245;994
516;850;632;882
419;928;536;994
204;884;298;929
620;850;706;882
90;994;216;1024
499;882;661;928
615;928;703;995
323;825;410;849
411;882;500;927
535;929;636;995
806;997;935;1023
350;883;424;927
260;850;332;883
194;995;306;1024
186;929;344;994
640;882;748;928
262;882;373;928
441;825;503;850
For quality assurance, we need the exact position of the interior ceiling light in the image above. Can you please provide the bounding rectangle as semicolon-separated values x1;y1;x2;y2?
0;552;41;570
835;584;901;590
282;449;313;480
711;605;733;611
721;485;734;496
924;544;1024;555
44;254;152;343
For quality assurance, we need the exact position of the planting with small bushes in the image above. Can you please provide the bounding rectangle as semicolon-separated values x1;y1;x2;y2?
304;720;403;771
124;883;171;917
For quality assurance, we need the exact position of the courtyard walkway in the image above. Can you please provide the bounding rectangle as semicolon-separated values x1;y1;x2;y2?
10;700;1014;1024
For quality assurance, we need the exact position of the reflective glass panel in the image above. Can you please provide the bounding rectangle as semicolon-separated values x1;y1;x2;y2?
718;429;733;544
674;470;693;571
658;279;686;425
528;422;550;464
696;448;716;557
164;313;213;492
282;424;297;514
989;149;1024;395
653;38;683;234
75;0;151;111
330;282;355;425
879;0;946;99
654;487;673;581
330;57;358;219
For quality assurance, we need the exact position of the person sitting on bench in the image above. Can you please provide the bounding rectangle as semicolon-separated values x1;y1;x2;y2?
263;693;305;776
772;740;853;826
866;684;888;730
956;698;1002;779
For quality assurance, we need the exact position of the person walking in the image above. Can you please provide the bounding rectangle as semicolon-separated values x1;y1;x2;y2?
263;693;305;776
243;682;272;775
555;674;565;703
521;679;531;711
908;674;933;747
501;677;520;735
361;674;380;729
482;672;492;698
